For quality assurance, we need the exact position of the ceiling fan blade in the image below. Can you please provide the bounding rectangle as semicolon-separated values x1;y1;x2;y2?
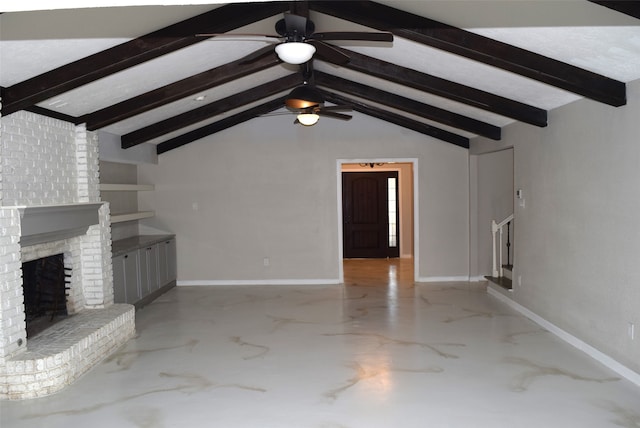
238;46;278;65
310;31;393;42
195;33;281;39
318;110;352;121
309;41;350;65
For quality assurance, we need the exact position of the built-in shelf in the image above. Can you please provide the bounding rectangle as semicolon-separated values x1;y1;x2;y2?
100;183;154;192
111;211;154;223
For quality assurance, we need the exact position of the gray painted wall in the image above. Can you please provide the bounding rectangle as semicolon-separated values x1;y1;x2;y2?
137;112;469;283
472;80;640;373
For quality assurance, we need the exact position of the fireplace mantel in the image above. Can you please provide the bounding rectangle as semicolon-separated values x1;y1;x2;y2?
17;203;103;247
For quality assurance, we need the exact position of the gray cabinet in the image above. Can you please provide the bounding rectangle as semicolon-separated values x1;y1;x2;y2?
139;245;159;294
123;251;140;304
112;235;176;307
158;239;177;286
112;254;126;303
113;250;141;305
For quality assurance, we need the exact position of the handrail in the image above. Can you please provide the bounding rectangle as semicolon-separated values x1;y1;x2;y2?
491;214;514;277
493;214;514;231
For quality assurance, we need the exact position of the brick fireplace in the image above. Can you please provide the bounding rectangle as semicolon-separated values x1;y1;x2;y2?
0;111;135;399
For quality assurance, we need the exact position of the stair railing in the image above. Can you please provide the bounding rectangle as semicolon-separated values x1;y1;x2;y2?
492;214;514;277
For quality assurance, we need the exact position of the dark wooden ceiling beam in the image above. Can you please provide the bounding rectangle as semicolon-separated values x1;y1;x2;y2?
1;2;290;116
25;106;83;125
310;0;626;107
589;1;640;20
322;90;469;148
314;71;501;140
157;97;285;154
321;49;547;127
84;46;280;131
123;74;303;148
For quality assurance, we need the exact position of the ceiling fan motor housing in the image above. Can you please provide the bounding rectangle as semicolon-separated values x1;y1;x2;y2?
285;85;325;109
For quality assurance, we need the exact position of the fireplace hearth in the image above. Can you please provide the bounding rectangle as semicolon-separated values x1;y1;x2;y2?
1;112;137;399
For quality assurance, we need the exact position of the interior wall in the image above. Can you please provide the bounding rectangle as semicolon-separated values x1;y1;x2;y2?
137;112;469;283
472;79;640;374
341;162;413;258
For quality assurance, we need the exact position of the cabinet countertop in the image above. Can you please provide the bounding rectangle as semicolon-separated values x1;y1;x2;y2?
112;235;175;257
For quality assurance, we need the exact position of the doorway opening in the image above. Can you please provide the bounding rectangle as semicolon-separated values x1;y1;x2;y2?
337;159;419;283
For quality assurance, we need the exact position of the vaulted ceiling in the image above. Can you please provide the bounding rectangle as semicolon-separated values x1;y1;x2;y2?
1;1;639;153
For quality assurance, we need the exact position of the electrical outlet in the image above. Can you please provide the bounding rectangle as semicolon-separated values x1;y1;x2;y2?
518;275;522;287
629;322;635;340
263;257;270;267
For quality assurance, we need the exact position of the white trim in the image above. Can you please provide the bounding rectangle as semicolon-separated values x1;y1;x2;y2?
469;275;487;282
178;279;341;286
488;287;640;388
337;158;419;281
417;276;471;283
111;211;154;223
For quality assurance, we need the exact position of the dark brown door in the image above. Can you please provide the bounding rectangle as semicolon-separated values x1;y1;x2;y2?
342;171;399;258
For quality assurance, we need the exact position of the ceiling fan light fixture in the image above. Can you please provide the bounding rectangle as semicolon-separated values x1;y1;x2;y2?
275;42;316;64
297;113;320;126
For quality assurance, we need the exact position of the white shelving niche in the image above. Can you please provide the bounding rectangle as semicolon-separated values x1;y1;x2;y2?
99;183;155;224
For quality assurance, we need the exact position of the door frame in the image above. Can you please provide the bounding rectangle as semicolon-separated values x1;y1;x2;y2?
336;158;419;283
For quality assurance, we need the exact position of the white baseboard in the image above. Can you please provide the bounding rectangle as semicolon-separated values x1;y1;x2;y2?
488;287;640;388
178;279;341;286
416;276;471;283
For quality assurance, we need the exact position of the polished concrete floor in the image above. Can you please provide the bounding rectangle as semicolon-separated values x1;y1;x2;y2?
2;258;640;427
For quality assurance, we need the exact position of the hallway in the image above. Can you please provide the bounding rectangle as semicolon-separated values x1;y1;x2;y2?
2;260;639;427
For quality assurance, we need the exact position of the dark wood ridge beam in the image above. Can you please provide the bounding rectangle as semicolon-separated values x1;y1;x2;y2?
83;46;280;131
157;97;285;155
1;2;290;116
123;74;303;148
322;49;547;127
310;0;626;107
314;71;501;140
322;90;469;148
589;1;640;20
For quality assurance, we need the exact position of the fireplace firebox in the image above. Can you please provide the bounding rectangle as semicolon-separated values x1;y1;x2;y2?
22;254;70;338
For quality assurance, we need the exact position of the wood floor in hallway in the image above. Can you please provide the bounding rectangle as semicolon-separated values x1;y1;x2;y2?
343;257;414;289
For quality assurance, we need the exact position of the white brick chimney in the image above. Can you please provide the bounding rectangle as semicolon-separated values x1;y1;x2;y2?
0;111;135;399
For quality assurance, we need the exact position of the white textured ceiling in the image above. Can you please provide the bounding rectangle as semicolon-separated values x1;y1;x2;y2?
1;1;640;145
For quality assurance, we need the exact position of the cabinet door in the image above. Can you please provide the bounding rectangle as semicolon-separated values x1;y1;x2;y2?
138;248;150;297
146;245;159;291
123;251;140;304
166;239;177;282
158;242;168;286
158;239;176;286
112;255;126;303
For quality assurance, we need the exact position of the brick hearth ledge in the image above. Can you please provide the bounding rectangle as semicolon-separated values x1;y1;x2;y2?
0;304;135;400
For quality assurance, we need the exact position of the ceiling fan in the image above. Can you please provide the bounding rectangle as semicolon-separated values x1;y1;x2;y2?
198;12;393;65
288;85;352;126
264;84;352;126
